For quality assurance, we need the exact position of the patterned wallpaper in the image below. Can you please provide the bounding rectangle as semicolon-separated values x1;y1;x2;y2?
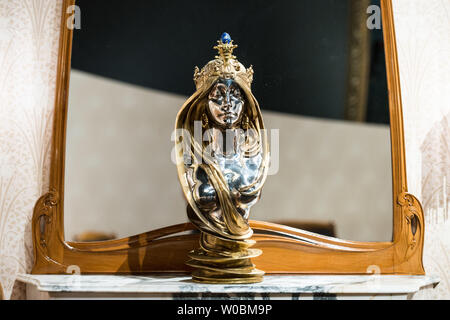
393;0;450;299
0;0;62;299
0;0;448;299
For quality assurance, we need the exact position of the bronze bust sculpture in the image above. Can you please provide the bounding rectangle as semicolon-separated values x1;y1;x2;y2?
175;33;269;283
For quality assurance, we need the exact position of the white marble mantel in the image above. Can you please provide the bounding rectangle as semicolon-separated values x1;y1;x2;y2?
18;274;439;300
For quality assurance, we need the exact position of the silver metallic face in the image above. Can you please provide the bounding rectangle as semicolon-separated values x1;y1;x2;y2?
207;79;244;128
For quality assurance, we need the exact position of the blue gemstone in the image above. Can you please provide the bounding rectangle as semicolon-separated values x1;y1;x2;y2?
221;32;232;44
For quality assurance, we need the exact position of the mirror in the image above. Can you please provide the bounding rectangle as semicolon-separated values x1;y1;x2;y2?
64;0;392;243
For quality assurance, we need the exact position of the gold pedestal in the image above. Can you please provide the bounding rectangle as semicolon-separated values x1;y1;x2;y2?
186;232;264;284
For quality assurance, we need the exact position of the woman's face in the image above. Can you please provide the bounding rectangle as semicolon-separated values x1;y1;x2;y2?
207;79;244;128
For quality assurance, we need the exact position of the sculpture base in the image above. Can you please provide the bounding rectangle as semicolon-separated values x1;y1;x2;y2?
186;232;264;284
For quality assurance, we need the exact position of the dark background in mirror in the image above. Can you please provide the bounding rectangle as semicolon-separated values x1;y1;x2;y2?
65;0;392;242
71;0;388;124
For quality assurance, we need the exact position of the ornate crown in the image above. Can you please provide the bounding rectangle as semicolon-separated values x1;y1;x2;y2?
193;33;254;90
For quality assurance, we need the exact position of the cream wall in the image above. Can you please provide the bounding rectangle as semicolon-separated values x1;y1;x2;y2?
393;0;450;300
0;0;62;299
65;70;393;243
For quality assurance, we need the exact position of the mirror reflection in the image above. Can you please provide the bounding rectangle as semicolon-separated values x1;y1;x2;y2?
64;0;392;242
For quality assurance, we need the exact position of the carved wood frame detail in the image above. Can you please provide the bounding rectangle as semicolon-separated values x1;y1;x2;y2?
32;0;425;275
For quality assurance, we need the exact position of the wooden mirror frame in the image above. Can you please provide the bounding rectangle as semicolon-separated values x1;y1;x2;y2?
32;0;425;275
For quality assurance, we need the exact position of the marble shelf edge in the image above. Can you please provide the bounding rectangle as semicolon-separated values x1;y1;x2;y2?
17;274;440;295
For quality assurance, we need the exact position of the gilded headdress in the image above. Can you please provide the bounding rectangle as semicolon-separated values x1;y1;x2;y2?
193;33;254;91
